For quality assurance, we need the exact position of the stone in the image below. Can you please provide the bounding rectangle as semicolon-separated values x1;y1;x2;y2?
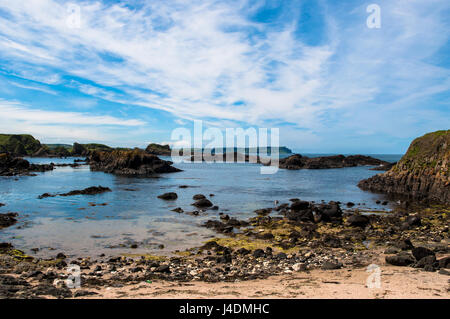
158;192;178;200
321;261;343;270
411;247;434;261
347;214;370;227
385;254;415;266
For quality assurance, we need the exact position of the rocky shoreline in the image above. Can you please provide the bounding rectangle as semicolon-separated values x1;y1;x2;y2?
278;154;389;170
0;197;448;299
359;130;449;205
0;153;54;176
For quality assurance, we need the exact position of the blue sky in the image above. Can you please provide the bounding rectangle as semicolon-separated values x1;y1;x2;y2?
0;0;448;153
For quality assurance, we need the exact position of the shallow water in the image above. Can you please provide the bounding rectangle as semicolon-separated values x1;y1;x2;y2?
0;154;401;258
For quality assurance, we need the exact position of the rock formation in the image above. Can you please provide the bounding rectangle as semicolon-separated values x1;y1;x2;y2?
145;143;171;156
0;134;42;156
88;148;181;176
278;154;389;170
358;130;449;204
0;153;54;176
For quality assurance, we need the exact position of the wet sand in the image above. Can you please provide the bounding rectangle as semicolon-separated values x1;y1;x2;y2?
86;265;449;299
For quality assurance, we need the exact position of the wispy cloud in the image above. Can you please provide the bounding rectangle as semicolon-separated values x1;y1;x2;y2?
0;100;144;126
0;0;448;152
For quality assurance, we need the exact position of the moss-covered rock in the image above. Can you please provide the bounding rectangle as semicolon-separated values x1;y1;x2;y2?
145;143;171;155
359;130;450;204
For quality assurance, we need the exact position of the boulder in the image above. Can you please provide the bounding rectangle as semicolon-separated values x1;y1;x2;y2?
406;215;421;227
158;192;178;200
347;214;370;228
290;200;310;211
321;261;343;270
412;247;435;261
0;213;18;229
192;198;213;208
385;253;415;266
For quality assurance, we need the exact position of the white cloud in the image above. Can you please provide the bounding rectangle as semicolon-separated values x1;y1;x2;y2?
0;100;145;126
0;0;448;152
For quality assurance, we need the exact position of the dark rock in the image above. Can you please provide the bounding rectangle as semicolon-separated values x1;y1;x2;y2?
252;249;265;258
193;194;206;200
321;261;343;270
0;153;54;176
32;284;72;298
0;242;13;251
423;264;435;272
396;239;414;251
74;290;99;297
290;201;310;211
154;265;171;273
437;256;450;269
412;247;434;261
315;201;343;222
236;248;250;255
384;247;400;254
279;154;389;170
347;214;370;227
158;192;178;200
254;208;272;216
56;253;67;259
358;130;450;205
40;186;112;199
71;142;87;156
0;212;18;229
88;149;181;176
285;209;314;222
275;252;287;259
192;198;213;208
385;254;415;266
438;269;450;275
346;202;355;207
414;255;436;268
203;220;233;233
406;215;421;227
171;207;183;213
145;143;171;156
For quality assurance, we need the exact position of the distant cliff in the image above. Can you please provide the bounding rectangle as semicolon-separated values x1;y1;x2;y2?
278;154;389;170
145;143;171;156
0;134;42;156
358;130;450;204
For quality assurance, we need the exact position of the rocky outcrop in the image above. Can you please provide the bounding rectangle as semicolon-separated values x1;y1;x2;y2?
190;152;264;163
38;186;111;199
0;213;18;229
278;154;389;170
0;153;54;176
72;143;88;156
358;130;450;204
0;134;42;156
88;149;181;176
145;143;171;156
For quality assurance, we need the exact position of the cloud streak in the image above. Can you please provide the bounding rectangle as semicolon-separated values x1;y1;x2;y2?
0;0;448;152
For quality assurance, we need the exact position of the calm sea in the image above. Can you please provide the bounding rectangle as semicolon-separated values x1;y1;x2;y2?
0;154;401;258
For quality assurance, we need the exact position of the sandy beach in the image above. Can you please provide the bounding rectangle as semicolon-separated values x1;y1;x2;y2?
85;265;449;299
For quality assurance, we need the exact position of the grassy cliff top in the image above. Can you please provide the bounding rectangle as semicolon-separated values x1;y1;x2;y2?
0;134;42;155
392;130;449;177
